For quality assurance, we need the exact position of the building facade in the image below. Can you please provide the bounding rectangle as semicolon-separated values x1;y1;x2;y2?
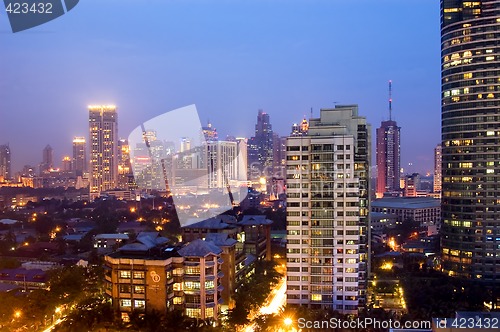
72;137;87;176
376;120;401;198
0;144;11;182
434;144;442;194
441;0;500;281
285;105;370;314
371;197;441;229
104;235;223;322
89;105;118;199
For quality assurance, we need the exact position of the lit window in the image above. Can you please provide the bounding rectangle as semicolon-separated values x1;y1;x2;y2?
120;299;132;307
311;294;322;301
134;300;145;309
119;271;131;279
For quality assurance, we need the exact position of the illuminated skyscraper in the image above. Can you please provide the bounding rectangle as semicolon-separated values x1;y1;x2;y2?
62;156;72;172
434;144;442;193
0;144;11;181
441;0;500;281
72;137;87;176
376;120;400;198
286;105;370;314
89;105;118;199
247;110;274;179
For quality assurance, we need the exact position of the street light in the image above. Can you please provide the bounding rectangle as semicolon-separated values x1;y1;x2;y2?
284;317;293;326
14;310;21;319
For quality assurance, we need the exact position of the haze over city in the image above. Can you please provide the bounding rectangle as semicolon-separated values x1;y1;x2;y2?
0;0;440;174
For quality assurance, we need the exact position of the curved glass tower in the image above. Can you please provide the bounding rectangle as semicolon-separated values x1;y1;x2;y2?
441;1;500;281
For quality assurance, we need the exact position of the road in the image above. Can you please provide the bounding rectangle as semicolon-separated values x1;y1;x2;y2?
243;276;286;332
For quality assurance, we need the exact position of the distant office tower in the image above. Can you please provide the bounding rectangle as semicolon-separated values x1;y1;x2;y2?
133;132;175;190
0;144;11;181
291;118;309;136
117;139;132;189
40;144;53;174
247;110;274;179
62;156;72;172
202;121;218;142
89;105;118;199
434;144;442;193
72;137;87;176
286;105;370;314
376;120;401;198
441;0;500;281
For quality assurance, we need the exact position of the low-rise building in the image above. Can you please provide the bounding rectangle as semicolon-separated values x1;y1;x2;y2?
0;268;47;290
371;197;440;230
94;233;130;251
104;232;223;323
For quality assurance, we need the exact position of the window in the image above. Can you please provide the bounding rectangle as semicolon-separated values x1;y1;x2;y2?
311;294;322;301
134;285;145;294
134;300;145;309
186;308;201;319
205;307;214;318
120;299;132;307
205;280;215;289
184;281;200;290
119;284;131;293
119;270;131;279
133;271;144;279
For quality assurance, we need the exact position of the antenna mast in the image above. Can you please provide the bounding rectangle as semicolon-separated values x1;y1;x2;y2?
389;80;393;121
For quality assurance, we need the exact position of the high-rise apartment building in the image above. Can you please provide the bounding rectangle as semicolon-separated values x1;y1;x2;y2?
376;120;401;198
441;0;500;281
286;105;370;314
248;110;274;179
72;137;87;176
89;105;118;199
0;144;11;181
434;144;442;193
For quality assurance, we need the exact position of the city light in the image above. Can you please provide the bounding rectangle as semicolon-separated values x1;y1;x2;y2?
284;317;293;326
14;310;21;318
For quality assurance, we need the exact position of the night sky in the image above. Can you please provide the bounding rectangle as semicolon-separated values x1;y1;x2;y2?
0;0;441;175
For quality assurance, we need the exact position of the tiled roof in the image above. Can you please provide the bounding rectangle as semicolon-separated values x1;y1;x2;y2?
205;233;238;247
95;234;129;240
182;217;232;230
239;215;273;226
178;239;222;257
371;197;440;209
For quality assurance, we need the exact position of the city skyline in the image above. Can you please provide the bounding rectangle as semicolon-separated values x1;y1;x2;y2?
1;0;440;174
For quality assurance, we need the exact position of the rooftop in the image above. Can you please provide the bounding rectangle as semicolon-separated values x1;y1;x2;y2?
178;239;222;257
0;268;47;283
371;197;440;209
205;233;238;247
239;215;273;226
95;233;129;240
